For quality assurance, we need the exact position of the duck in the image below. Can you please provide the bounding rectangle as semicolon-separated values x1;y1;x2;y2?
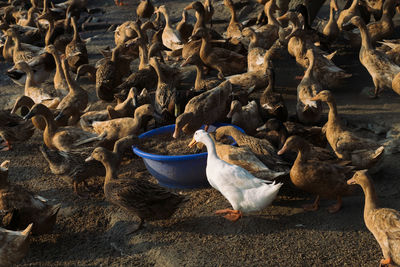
277;136;356;213
180;54;221;91
223;0;242;40
86;145;186;232
192;27;246;79
114;20;137;47
149;56;178;121
0;160;61;234
176;10;193;43
259;67;288;122
188;130;282;222
54;55;88;125
40;144;104;197
322;0;339;41
45;44;68;95
296;49;322;124
11;61;63;106
215;125;289;171
311;90;385;170
0;110;35;151
136;0;154;19
96;45;126;102
252;0;280;50
376;39;400;66
38;10;73;53
349;16;400;98
23;104;106;152
5;28;44;64
255;118;288;149
347;170;400;267
199;133;287;180
227;100;262;135
155;5;183;51
336;0;361;30
106;88;139;120
0;223;33;266
277;11;352;89
75;64;96;82
173;80;232;138
241;27;267;71
6;52;55;87
17;6;37;27
225;43;277;91
89;104;155;149
184;1;221;39
343;0;397;47
65;16;88;73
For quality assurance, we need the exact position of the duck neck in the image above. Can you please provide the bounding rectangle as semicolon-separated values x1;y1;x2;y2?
161;10;172;29
111;47;119;62
51;50;64;81
227;3;238;25
194;6;206;30
326;99;340;125
199;36;211;61
71;18;80;42
138;42;149;70
294;145;310;164
26;9;35;26
381;0;395;20
247;31;258;49
3;36;12;57
360;180;379;216
194;62;205;89
12;35;22;51
349;0;359;10
41;108;58;144
266;3;279;26
202;134;219;161
328;5;334;23
23;65;38;89
262;68;274;96
152;57;167;85
62;59;78;94
102;154;120;185
304;53;314;79
45;20;54;46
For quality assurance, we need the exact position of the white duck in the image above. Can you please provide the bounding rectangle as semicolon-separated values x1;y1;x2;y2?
188;130;282;222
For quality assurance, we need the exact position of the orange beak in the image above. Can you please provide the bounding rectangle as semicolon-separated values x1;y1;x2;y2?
188;138;197;148
277;144;287;155
347;178;356;185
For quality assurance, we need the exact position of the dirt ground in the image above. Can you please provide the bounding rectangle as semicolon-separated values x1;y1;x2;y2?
0;0;400;266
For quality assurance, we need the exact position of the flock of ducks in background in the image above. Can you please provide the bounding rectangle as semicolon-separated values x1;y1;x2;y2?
0;0;399;265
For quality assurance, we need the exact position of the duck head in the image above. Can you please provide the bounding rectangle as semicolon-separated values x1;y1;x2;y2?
277;135;309;155
173;112;194;138
184;1;204;12
0;160;10;186
343;16;363;29
23;103;51;120
347;169;369;186
85;147;108;163
45;44;58;55
310;90;333;102
227;100;242;118
188;129;209;148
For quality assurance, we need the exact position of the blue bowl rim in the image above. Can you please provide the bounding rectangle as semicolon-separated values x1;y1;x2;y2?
132;123;244;162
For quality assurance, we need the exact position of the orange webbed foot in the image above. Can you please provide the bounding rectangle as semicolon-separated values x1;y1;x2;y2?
0;141;11;151
380;257;393;266
215;209;242;222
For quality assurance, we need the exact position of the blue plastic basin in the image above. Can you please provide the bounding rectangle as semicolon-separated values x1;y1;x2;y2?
132;123;244;189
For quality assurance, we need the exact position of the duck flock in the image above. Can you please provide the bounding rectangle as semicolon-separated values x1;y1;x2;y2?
0;0;399;265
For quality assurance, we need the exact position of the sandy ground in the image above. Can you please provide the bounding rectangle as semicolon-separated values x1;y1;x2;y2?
0;0;399;266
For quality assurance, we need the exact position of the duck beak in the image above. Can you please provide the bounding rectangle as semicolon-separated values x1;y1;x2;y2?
188;138;197;148
277;144;287;155
256;124;267;132
310;96;319;101
85;156;94;162
347;178;356;185
184;3;193;10
23;111;35;120
277;13;289;22
172;127;180;139
226;110;234;119
180;58;189;67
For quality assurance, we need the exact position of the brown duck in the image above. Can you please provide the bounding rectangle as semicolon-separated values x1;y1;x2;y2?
278;136;356;213
86;146;186;233
347;170;400;267
0;160;61;234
